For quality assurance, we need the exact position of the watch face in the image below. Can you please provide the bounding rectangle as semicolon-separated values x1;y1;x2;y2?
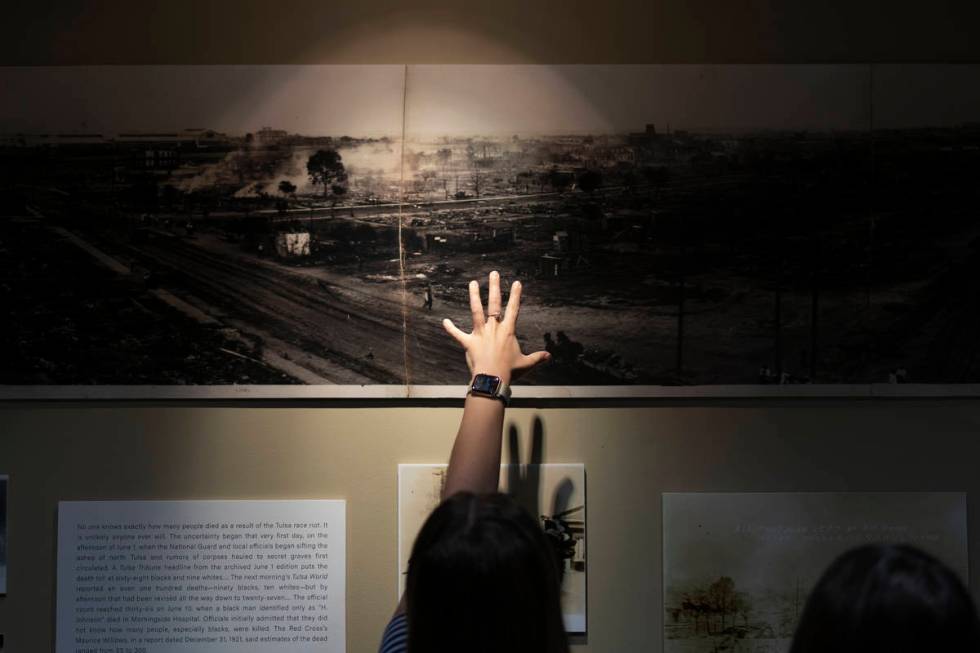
471;374;501;395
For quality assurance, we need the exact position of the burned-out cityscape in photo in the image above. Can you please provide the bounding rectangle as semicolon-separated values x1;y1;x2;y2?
2;65;979;390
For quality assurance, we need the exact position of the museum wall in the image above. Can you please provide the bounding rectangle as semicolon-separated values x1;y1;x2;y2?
3;1;980;651
2;403;980;651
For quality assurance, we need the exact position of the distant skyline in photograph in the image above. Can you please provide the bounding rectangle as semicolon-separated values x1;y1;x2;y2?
1;64;976;138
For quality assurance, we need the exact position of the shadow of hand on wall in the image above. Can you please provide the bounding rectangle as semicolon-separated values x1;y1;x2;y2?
551;476;574;520
505;415;576;522
506;417;543;517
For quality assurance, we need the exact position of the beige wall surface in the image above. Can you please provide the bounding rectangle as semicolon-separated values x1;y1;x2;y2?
1;402;979;651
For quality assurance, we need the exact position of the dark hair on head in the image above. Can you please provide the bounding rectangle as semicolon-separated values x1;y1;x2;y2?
405;491;570;653
790;544;980;653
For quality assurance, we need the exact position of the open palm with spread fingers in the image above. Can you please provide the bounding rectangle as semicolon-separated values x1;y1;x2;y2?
442;270;551;384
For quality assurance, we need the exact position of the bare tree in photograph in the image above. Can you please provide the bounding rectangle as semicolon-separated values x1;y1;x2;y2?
306;148;349;204
708;576;738;632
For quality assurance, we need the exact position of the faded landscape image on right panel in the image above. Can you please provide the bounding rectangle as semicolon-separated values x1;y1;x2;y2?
662;492;968;653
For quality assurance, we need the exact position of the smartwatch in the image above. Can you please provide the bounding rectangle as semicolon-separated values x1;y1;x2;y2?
468;373;512;406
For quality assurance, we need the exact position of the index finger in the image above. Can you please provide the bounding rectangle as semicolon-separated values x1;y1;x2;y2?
468;279;485;331
503;280;521;329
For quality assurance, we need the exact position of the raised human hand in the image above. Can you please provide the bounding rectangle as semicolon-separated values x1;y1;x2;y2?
442;270;550;384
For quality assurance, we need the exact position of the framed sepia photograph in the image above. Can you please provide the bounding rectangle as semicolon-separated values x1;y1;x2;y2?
662;492;968;653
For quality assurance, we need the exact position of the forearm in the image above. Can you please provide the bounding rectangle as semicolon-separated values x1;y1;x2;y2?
442;394;505;498
438;271;547;497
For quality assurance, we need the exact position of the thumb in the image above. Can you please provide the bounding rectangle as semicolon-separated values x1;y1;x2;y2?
517;350;551;370
442;318;470;348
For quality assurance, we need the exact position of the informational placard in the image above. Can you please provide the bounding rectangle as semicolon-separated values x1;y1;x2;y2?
57;500;345;653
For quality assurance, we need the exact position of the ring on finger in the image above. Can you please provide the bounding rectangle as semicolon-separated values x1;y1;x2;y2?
486;312;502;322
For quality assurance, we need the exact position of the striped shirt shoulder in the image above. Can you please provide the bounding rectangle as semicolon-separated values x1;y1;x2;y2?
379;612;408;653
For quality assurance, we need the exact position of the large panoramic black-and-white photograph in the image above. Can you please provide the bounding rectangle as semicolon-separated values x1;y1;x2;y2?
662;492;968;653
1;64;979;396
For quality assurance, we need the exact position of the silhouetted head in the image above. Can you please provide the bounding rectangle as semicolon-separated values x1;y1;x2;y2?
790;544;980;653
406;491;569;653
